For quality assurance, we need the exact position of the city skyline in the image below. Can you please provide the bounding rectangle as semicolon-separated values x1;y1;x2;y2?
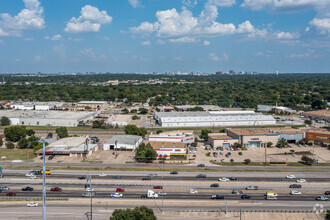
0;0;329;73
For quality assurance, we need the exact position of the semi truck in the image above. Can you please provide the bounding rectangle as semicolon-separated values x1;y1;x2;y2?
141;190;159;199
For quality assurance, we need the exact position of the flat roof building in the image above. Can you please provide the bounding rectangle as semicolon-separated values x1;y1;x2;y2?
303;110;330;123
208;133;239;149
146;141;186;159
154;111;276;128
174;105;223;112
103;135;143;151
149;130;194;144
306;130;330;145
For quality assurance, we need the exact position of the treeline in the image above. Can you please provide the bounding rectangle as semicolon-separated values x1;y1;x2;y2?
0;74;329;109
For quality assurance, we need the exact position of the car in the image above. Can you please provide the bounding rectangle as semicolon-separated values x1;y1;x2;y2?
6;192;16;196
22;186;33;191
296;179;307;183
91;136;99;143
228;177;238;181
197;164;205;167
112;176;121;179
27;202;38;207
232;189;243;194
153;186;163;189
290;190;302;195
292;154;296;158
110;193;123;198
170;171;178;175
189;189;198;194
227;152;231;155
241;194;251;199
325;191;330;195
147;174;158;177
25;173;35;177
225;154;229;158
50;187;62;192
157;191;167;196
30;175;38;179
142;177;151;181
246;186;258;190
48;156;54;160
238;152;243;156
82;192;95;197
218;177;229;182
0;186;9;191
99;173;107;177
211;194;224;199
116;188;125;192
221;159;225;162
314;158;319;163
78;176;86;180
230;159;234;163
286;175;296;179
196;174;206;178
289;184;302;188
210;183;219;187
85;187;94;192
316;196;328;201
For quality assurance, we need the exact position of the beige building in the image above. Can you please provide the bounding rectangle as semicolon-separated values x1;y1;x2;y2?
208;133;239;149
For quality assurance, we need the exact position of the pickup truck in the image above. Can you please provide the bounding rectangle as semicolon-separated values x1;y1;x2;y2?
110;193;123;198
246;186;258;190
211;194;224;200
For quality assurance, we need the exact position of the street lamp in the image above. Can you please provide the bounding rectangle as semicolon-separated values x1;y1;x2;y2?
42;138;46;220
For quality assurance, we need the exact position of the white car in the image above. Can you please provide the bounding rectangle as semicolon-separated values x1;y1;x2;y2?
0;186;9;191
290;191;302;195
189;189;198;194
30;175;38;179
296;179;307;183
85;187;94;192
25;173;34;177
110;193;123;198
157;191;167;196
286;175;296;179
27;202;38;207
99;173;107;177
218;177;230;182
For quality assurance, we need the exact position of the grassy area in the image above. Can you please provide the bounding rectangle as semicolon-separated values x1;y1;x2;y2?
0;149;35;161
210;160;269;166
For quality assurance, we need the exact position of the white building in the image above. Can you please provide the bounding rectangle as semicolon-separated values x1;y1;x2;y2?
147;141;187;159
154;111;276;128
103;135;143;151
10;102;63;111
149;130;194;144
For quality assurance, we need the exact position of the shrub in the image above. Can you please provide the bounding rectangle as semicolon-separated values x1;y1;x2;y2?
206;152;211;157
132;115;140;120
6;141;14;149
244;159;251;164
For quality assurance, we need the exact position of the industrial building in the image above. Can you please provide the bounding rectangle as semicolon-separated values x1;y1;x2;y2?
155;106;174;112
302;110;330;124
35;137;98;158
0;110;95;127
306;130;330;145
146;141;187;159
257;105;296;114
271;128;304;143
103;135;143;151
154;111;276;128
208;133;239;149
226;128;280;148
105;115;132;127
174;105;223;112
148;130;194;144
77;101;108;109
10;102;63;111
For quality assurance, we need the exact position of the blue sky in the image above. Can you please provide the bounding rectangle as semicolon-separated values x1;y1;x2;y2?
0;0;329;73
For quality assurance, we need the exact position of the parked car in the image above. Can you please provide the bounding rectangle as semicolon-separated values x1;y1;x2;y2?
170;171;178;175
189;189;198;194
116;188;125;192
197;164;205;167
22;186;34;191
230;159;234;163
228;177;238;181
210;183;219;187
325;191;330;195
286;175;296;179
232;189;243;194
296;179;307;183
238;152;243;156
110;193;123;198
218;177;229;182
142;177;151;181
316;196;328;201
196;174;206;178
50;187;62;192
153;186;163;189
78;176;86;180
6;192;16;196
289;184;302;188
246;186;258;190
27;202;38;207
48;155;54;160
211;194;224;199
290;191;302;195
112;176;121;179
221;159;225;162
241;194;251;199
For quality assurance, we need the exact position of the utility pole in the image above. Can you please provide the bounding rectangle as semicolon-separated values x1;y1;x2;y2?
161;160;164;212
264;144;267;165
87;174;93;220
42;138;46;220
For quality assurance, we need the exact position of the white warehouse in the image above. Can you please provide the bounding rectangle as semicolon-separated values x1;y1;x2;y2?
154;111;276;128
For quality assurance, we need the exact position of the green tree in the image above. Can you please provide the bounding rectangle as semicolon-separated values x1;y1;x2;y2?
131;109;137;113
267;142;273;148
124;125;147;137
4;126;26;142
156;130;163;134
301;155;314;165
56;127;68;139
110;206;156;220
26;129;35;136
135;143;157;162
0;137;3;146
325;209;330;220
18;138;29;149
6;141;14;149
187;106;204;111
122;108;129;114
277;138;288;148
0;116;11;126
304;120;312;126
132;115;140;120
33;142;49;153
199;130;211;142
139;108;148;114
93;120;106;128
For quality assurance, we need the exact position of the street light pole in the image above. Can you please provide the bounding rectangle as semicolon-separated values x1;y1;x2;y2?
42;138;46;220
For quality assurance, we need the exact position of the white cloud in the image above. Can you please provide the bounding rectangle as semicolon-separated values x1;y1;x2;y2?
64;5;112;34
203;40;210;46
157;39;166;45
209;53;220;61
33;55;42;62
25;37;34;41
81;48;96;59
51;34;63;41
100;54;107;59
275;31;299;40
309;18;330;35
130;0;266;41
0;28;9;37
286;49;316;58
141;40;151;45
128;0;141;8
222;52;229;61
175;56;184;61
0;0;44;36
254;51;264;56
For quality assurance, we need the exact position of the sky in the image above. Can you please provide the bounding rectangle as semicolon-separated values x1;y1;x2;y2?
0;0;329;73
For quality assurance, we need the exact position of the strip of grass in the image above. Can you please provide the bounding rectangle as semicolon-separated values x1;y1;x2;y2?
210;160;270;166
0;149;35;161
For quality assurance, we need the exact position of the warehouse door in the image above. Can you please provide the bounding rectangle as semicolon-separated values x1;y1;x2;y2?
222;143;230;149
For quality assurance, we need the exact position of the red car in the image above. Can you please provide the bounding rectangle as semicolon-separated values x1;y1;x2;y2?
50;187;62;192
6;192;16;197
116;188;125;192
153;186;163;189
